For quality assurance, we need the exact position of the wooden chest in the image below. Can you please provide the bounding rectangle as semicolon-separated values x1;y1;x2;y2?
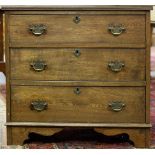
2;5;152;148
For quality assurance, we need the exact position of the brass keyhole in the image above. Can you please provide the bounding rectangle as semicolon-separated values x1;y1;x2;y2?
73;16;80;24
74;49;81;57
74;87;81;95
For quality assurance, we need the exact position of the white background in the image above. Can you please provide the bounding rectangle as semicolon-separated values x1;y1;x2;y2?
0;0;154;5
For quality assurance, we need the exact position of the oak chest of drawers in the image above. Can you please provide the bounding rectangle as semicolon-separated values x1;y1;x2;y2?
2;5;152;148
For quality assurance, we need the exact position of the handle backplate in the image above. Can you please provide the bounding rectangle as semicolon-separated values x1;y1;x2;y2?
30;60;47;72
30;100;48;112
29;24;47;36
108;101;125;112
108;24;126;36
108;61;125;72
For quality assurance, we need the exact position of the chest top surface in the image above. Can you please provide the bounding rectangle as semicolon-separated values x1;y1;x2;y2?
0;5;153;11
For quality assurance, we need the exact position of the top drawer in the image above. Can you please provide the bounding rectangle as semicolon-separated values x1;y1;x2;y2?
9;14;145;48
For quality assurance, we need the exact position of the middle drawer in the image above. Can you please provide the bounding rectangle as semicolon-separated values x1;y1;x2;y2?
10;48;145;81
11;86;145;123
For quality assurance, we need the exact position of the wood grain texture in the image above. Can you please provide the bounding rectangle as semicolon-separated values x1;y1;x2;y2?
4;13;11;123
10;48;146;81
0;11;3;61
9;127;62;145
5;11;147;15
145;12;151;124
145;128;151;147
1;5;153;11
8;126;148;148
7;127;12;145
10;80;147;87
4;7;152;147
0;62;5;74
11;86;145;123
6;122;151;128
0;11;5;74
95;128;147;148
9;14;145;48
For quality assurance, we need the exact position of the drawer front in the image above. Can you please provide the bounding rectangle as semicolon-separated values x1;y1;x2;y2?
11;86;145;123
10;48;145;81
9;14;145;47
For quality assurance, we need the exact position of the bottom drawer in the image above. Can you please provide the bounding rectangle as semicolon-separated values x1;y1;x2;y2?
11;86;145;123
7;126;149;148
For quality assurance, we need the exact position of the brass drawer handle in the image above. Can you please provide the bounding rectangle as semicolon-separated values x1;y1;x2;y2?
30;60;47;72
74;49;81;57
108;101;125;112
73;16;80;24
108;61;125;72
30;100;48;112
29;24;47;36
74;87;81;95
108;24;126;36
